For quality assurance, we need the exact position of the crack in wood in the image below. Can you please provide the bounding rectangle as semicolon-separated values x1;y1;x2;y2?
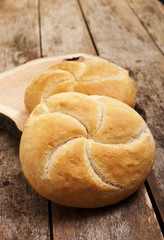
63;56;85;62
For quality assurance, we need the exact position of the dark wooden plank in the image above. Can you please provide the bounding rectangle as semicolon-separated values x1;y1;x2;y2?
40;0;163;238
79;0;164;223
0;0;50;239
0;130;50;240
52;186;163;240
127;0;164;54
39;0;95;57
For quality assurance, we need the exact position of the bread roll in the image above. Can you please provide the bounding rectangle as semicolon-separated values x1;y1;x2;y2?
24;58;136;113
20;92;155;208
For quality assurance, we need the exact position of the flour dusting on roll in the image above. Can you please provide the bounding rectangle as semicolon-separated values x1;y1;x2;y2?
24;58;136;113
20;92;155;208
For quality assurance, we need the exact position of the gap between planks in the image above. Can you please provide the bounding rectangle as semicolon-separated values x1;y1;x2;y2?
145;180;164;236
38;0;43;58
125;0;164;57
77;0;99;55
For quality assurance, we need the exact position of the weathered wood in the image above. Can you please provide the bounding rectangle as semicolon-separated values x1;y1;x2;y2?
39;0;95;56
79;0;164;222
0;131;50;240
0;0;50;239
127;0;164;54
52;186;163;240
1;0;163;238
0;0;40;73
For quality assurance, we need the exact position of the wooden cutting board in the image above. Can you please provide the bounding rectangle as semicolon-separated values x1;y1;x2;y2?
0;53;112;132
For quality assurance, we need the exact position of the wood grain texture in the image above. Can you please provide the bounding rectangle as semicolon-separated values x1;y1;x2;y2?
0;0;50;239
0;0;163;238
79;0;164;222
127;0;164;54
0;0;40;73
39;0;95;56
52;186;163;240
0;131;50;240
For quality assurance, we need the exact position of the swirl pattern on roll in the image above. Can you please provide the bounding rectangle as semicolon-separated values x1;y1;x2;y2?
20;93;155;208
24;59;136;113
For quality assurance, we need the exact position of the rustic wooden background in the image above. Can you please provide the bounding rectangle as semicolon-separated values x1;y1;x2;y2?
0;0;164;239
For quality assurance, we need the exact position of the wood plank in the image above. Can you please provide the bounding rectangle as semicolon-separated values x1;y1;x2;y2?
0;0;50;239
0;131;50;240
40;0;163;238
127;0;164;54
79;0;164;222
52;186;163;240
39;0;96;57
0;0;40;73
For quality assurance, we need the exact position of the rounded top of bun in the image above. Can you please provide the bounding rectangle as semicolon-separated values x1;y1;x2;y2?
20;92;155;208
24;58;136;113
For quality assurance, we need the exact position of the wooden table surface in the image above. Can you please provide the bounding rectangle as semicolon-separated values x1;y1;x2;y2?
0;0;164;239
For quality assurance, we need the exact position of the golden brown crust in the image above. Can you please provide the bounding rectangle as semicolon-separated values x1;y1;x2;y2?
20;93;155;208
24;59;136;113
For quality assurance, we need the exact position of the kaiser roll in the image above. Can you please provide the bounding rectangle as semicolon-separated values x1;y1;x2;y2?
20;92;155;208
24;59;136;113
